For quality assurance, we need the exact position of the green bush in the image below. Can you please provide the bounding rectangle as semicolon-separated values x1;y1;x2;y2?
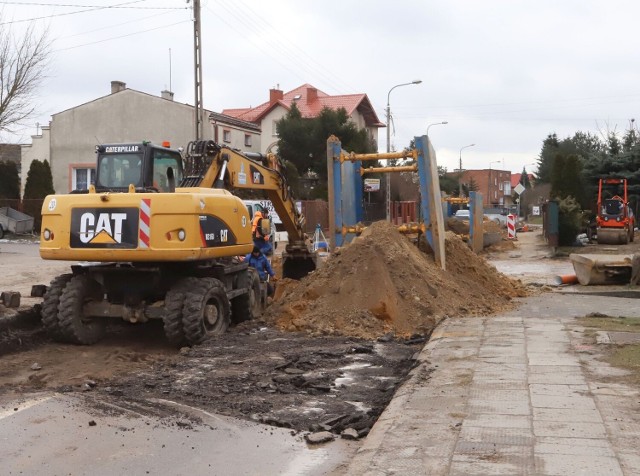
558;196;583;245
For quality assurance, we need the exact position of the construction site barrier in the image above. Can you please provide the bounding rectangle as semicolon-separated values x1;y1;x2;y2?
507;214;516;239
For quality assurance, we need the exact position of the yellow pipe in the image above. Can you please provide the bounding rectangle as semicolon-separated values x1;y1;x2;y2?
361;165;417;175
339;149;418;163
341;223;427;236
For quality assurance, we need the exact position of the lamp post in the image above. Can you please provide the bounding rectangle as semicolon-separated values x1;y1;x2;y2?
426;121;448;139
385;79;422;221
488;160;501;208
457;143;475;197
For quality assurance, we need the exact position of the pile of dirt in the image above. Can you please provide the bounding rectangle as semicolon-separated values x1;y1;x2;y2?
266;221;527;339
446;217;504;235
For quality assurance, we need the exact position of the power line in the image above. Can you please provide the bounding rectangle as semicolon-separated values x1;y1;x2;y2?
54;20;188;51
0;1;184;8
0;0;186;25
209;0;356;95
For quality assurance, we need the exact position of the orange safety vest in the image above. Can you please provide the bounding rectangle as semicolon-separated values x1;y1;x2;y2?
251;211;263;237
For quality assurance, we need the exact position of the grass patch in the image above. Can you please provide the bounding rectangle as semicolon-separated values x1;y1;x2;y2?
608;345;640;371
576;316;640;332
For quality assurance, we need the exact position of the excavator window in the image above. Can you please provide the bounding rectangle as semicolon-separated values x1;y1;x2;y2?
152;150;183;192
97;154;142;189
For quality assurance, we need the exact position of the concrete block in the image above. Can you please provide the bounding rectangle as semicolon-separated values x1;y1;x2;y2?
533;420;607;438
535;437;615;456
30;285;48;297
1;291;20;308
534;452;623;476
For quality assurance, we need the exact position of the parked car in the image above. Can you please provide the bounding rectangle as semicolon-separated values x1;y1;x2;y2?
453;209;470;220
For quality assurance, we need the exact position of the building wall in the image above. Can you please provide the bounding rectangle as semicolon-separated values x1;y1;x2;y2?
260;107;287;153
20;127;51;196
49;90;215;193
460;169;512;207
212;123;260;154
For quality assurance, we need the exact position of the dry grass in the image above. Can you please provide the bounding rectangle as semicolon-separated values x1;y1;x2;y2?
576;316;640;333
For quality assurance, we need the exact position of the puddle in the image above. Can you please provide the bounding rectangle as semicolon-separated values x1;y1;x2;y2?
491;259;574;284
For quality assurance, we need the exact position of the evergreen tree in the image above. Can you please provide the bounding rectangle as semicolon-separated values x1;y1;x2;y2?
23;159;54;231
24;159;54;199
0;161;20;199
519;166;531;189
277;104;376;198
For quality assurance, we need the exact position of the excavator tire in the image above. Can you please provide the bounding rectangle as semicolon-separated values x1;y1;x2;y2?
41;273;73;339
231;268;262;324
57;274;106;345
163;277;200;346
182;278;230;345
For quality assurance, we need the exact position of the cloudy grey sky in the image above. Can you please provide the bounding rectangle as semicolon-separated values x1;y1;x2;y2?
4;0;640;174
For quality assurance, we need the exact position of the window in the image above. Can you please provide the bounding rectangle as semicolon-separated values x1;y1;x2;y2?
223;130;231;143
272;120;279;137
97;153;142;188
152;150;183;192
244;134;252;147
504;182;511;195
499;182;503;190
73;167;96;190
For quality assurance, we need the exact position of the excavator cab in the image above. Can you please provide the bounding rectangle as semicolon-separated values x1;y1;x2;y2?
95;142;183;193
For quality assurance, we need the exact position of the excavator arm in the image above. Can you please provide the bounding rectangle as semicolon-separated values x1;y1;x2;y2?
182;140;316;278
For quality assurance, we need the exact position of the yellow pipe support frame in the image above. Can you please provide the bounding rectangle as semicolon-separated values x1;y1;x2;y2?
339;149;418;163
361;164;418;175
443;197;470;204
341;223;427;236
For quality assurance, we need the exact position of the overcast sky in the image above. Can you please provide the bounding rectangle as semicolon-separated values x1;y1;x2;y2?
3;0;640;174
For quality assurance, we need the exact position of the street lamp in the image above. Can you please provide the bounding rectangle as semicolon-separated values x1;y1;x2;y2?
426;121;448;138
457;143;475;197
488;160;501;207
385;79;422;221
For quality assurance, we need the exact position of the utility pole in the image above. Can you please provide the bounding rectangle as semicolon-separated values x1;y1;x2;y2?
192;0;204;140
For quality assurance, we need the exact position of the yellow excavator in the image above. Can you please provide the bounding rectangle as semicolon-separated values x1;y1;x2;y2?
39;140;316;345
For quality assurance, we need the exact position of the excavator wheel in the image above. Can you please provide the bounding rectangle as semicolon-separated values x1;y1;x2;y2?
41;273;73;339
231;268;262;324
163;277;200;346
57;274;106;345
182;278;230;345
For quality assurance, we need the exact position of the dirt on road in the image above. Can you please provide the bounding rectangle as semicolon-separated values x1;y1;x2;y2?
0;224;527;436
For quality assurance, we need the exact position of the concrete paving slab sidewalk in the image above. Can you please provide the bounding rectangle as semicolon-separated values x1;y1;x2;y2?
343;293;640;475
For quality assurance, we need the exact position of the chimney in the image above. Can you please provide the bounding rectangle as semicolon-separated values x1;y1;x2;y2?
269;87;283;103
161;90;174;101
111;81;126;94
306;87;317;103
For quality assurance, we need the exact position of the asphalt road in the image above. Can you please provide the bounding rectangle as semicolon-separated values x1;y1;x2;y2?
0;241;357;476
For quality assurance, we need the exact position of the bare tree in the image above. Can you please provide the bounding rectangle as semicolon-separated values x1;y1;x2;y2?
0;20;50;134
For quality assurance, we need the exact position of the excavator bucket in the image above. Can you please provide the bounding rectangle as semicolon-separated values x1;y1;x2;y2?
569;253;634;285
282;249;317;280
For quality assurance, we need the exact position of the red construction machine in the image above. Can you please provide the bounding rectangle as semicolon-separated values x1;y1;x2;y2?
595;178;635;244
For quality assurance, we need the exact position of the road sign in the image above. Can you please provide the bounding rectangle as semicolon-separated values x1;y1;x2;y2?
364;178;380;192
514;183;525;195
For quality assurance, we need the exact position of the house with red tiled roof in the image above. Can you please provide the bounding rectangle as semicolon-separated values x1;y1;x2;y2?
222;84;384;153
511;173;535;188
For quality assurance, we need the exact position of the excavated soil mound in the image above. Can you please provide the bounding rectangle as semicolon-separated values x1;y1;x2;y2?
265;221;527;339
446;217;504;235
